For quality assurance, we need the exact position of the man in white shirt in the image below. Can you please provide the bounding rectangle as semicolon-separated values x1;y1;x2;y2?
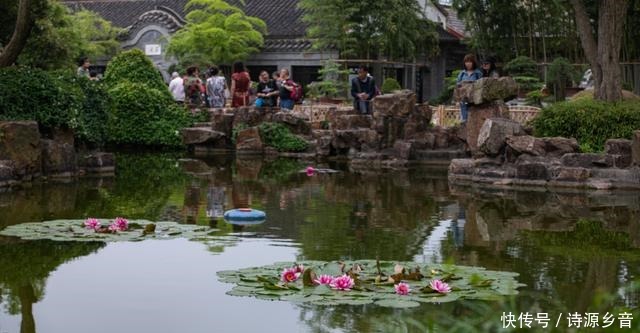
168;71;185;104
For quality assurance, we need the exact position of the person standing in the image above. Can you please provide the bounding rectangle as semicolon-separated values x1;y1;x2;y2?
255;70;278;108
184;66;204;107
350;65;376;114
230;61;251;107
456;54;483;122
169;71;185;105
278;68;296;110
77;57;91;78
206;66;227;108
481;56;499;78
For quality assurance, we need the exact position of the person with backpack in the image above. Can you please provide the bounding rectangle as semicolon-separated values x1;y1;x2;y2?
255;70;278;108
206;65;227;108
184;66;204;107
278;68;301;110
231;61;251;107
350;65;377;114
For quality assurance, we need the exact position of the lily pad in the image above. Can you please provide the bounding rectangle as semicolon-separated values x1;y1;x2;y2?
216;260;525;308
0;219;224;242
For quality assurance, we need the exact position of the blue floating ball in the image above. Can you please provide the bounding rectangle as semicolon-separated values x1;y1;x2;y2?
223;208;266;225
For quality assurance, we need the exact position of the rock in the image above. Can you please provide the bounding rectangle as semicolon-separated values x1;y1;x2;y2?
0;121;42;178
372;90;416;117
331;129;379;151
41;139;77;176
181;128;226;145
561;153;614;168
449;158;475;175
477;118;525;156
605;139;632;168
235;127;263;152
332;114;373;130
404;104;432;139
392;140;412;160
272;112;312;135
80;152;115;173
552;167;591;182
51;128;75;146
0;160;16;187
211;113;235;136
633;131;640;166
466;103;509;153
178;158;212;176
506;136;579;157
454;77;518;105
316;136;333;156
474;157;503;167
542;137;580;157
516;163;550;180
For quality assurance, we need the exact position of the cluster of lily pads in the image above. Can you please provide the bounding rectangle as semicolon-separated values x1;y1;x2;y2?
217;260;525;308
0;219;229;242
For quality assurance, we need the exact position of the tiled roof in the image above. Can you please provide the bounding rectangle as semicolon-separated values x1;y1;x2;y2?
263;38;312;52
442;6;466;38
63;0;306;38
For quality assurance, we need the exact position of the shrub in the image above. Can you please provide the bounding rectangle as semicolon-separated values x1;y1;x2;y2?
103;49;169;94
258;122;309;152
504;56;538;77
532;99;640;152
513;76;544;92
0;67;83;130
107;81;191;146
381;78;401;94
429;70;460;105
547;57;579;101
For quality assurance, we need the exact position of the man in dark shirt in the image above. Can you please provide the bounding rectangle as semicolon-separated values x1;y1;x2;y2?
350;65;377;114
255;70;278;108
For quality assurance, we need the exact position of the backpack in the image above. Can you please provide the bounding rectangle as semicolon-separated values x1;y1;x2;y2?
287;80;303;102
185;77;202;98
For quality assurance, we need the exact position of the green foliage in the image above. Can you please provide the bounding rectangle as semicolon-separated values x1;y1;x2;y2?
16;2;121;70
299;0;438;61
0;67;82;129
513;76;543;92
104;49;169;93
547;57;579;101
429;70;461;105
381;78;401;94
107;81;191;146
525;90;543;107
307;59;350;99
258;123;309;152
532;99;640;152
504;56;538;77
167;0;266;65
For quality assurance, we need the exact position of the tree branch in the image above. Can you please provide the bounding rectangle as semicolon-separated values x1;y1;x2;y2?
0;0;35;67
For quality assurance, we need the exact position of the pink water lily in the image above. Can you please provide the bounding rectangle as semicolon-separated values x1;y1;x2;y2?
281;267;301;283
84;218;101;231
429;279;451;294
330;274;355;291
108;217;129;232
305;166;315;177
394;282;411;295
295;264;304;273
313;274;334;286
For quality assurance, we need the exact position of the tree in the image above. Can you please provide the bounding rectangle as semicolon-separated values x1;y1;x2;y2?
0;0;47;67
167;0;266;66
570;0;629;102
299;0;438;61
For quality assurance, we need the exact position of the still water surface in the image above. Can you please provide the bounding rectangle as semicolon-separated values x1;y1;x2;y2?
0;153;639;332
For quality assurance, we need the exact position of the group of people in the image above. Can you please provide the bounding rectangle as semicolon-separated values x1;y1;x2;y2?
168;61;300;110
456;54;499;122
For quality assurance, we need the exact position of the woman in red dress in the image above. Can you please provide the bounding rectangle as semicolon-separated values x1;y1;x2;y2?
230;61;251;107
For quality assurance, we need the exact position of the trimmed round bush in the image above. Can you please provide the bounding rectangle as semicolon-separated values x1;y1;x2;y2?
0;67;83;129
504;56;538;77
107;81;191;146
104;49;169;94
532;99;640;152
381;78;401;94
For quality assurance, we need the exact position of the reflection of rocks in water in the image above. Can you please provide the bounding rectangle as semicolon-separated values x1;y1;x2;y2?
232;183;252;209
182;181;201;224
236;157;263;181
206;186;225;219
451;185;640;247
158;205;183;222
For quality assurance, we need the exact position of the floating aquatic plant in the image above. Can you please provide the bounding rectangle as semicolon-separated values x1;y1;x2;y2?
217;260;525;308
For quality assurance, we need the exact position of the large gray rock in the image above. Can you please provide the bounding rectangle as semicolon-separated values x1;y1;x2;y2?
466;103;510;153
561;153;614;168
477;118;525;156
181;128;226;145
551;166;591;182
332;114;373;130
0;121;42;178
633;131;640;166
0;160;16;187
454;77;518;105
372;90;416;117
392;140;412;160
331;129;379;151
516;162;550;180
211;113;235;136
506;136;579;157
235;127;263;152
449;158;475;175
41;139;77;176
272;112;311;135
606;139;633;168
404;104;433;140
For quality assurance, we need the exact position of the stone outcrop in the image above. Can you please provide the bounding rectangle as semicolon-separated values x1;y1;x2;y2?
454;77;518;105
41;139;77;177
235;127;263;152
181;128;226;145
0;121;42;179
477;118;525;156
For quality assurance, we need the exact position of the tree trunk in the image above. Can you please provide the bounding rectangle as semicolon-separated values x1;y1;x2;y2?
571;0;629;102
0;0;34;68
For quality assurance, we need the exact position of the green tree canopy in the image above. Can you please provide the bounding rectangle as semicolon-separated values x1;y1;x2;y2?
299;0;438;61
167;0;266;66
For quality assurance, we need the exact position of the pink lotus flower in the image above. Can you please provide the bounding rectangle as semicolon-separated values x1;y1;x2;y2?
395;282;411;295
429;279;451;294
306;166;315;177
295;264;304;273
330;274;355;291
108;217;128;232
313;274;334;286
84;218;101;231
280;267;301;283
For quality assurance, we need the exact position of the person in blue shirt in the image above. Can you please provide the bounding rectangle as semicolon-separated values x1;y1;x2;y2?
351;65;377;114
456;54;483;122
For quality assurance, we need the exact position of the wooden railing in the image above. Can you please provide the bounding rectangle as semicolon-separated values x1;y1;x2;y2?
433;104;541;127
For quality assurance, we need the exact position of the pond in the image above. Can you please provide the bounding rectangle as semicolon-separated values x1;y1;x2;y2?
0;153;638;332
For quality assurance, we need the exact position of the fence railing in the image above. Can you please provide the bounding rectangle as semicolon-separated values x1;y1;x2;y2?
433;104;542;127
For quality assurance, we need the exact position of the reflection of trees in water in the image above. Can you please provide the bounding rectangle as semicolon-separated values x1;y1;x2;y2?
0;238;105;333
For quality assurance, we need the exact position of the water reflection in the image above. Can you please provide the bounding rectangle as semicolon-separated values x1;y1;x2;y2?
0;153;639;332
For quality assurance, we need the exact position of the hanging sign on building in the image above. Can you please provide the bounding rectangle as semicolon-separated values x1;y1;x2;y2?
145;44;162;55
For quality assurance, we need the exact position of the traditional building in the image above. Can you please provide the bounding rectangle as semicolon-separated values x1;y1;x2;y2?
63;0;468;102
